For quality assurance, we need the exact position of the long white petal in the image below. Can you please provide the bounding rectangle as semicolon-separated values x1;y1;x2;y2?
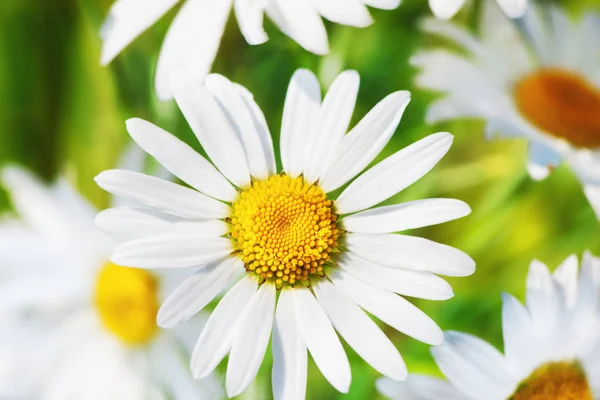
496;0;527;18
226;284;276;397
191;276;257;379
345;232;475;277
95;170;230;219
336;132;453;214
234;0;268;45
100;0;179;65
157;257;241;328
293;288;351;393
376;375;465;400
313;280;407;380
584;184;600;221
363;0;401;10
319;91;411;192
428;0;467;20
155;0;233;100
171;74;251;187
342;198;470;234
272;290;307;400
308;0;372;28
111;234;232;268
501;293;538;377
126;118;237;201
330;269;443;345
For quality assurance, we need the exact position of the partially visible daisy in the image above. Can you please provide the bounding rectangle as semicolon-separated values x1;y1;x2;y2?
100;0;401;100
94;68;475;398
429;0;527;20
413;0;600;219
377;253;600;400
0;163;222;400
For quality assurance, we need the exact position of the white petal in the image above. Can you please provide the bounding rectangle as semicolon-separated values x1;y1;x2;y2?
205;75;273;180
431;331;513;399
337;252;454;300
342;198;470;234
293;288;351;393
226;284;276;397
111;234;232;268
363;0;401;9
501;293;538;377
526;259;553;293
191;276;257;379
336;132;453;214
584;184;600;221
304;70;359;184
155;0;233;100
319;91;411;192
313;280;407;380
526;141;561;181
345;232;475;277
94;170;230;219
272;290;307;400
553;254;579;306
171;74;251;187
234;0;268;45
376;375;465;400
330;270;443;345
157;257;241;328
280;69;321;177
100;0;179;64
496;0;527;18
308;0;372;28
126;118;237;201
428;0;467;20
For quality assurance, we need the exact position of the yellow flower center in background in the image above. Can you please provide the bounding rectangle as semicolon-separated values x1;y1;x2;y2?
94;262;159;345
508;361;592;400
230;174;339;288
515;69;600;149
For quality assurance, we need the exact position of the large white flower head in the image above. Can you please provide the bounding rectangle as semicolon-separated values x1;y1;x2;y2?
377;253;600;400
413;0;600;219
0;161;222;400
100;0;401;100
429;0;527;20
94;69;476;398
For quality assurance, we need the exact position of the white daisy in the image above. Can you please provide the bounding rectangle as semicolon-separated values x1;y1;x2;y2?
429;0;527;20
377;253;600;400
100;0;401;100
94;68;475;399
0;165;222;400
413;0;600;219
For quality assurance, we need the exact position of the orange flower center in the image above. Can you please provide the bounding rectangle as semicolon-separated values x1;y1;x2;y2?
508;361;592;400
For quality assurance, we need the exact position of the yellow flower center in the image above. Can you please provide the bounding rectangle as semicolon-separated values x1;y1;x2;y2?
515;69;600;149
94;262;159;345
230;174;339;288
508;361;592;400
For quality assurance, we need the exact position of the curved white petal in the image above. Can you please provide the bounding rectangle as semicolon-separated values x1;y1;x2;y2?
272;290;307;400
157;257;241;328
329;270;443;346
155;0;233;100
111;234;232;269
308;0;372;28
429;0;467;20
345;232;476;277
363;0;401;9
553;254;579;306
313;280;407;380
496;0;527;19
526;141;562;181
584;184;600;221
319;91;411;192
501;293;538;377
376;375;465;400
336;132;453;214
226;284;276;397
95;170;230;219
342;198;470;234
234;0;268;45
293;288;351;393
126;118;237;201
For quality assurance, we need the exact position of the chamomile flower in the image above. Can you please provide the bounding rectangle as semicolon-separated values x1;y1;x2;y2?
0;165;222;400
94;69;475;399
377;253;600;400
100;0;400;100
429;0;527;20
413;0;600;219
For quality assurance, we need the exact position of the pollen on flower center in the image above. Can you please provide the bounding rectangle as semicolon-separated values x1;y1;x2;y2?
230;174;339;288
508;361;593;400
515;69;600;149
94;262;159;345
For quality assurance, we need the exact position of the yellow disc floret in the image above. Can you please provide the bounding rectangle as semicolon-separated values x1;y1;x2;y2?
509;361;592;400
94;262;159;345
230;174;339;288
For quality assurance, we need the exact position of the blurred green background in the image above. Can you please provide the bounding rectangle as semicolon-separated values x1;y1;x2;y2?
1;0;599;398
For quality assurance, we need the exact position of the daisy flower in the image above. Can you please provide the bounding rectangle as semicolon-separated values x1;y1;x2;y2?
377;253;600;400
100;0;400;100
429;0;527;20
413;0;600;219
94;69;475;398
0;165;222;400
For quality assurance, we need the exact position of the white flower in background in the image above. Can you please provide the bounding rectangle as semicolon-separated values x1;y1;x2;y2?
94;68;475;399
377;253;600;400
429;0;527;20
0;163;222;400
100;0;401;100
413;0;600;219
